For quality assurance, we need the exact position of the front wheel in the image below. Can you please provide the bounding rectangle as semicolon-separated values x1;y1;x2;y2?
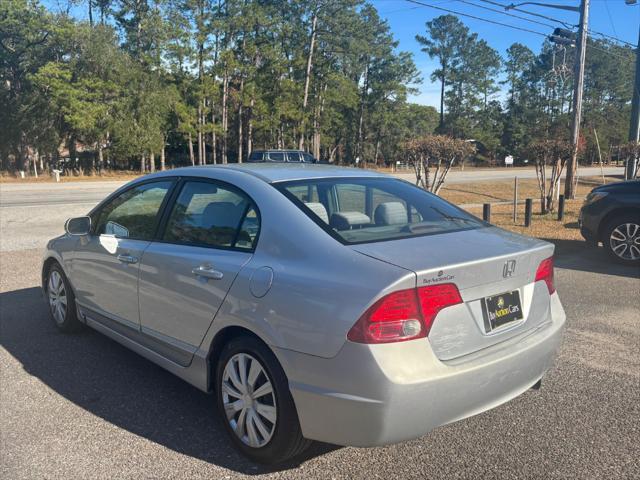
603;214;640;265
46;264;82;332
215;336;311;464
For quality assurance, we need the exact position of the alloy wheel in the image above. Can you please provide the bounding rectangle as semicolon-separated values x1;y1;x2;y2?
221;353;277;448
609;222;640;261
48;270;67;325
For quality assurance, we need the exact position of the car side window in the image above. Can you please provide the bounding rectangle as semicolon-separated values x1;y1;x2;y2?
286;184;319;203
302;153;315;163
248;151;263;162
94;181;173;240
268;152;285;162
286;152;301;162
163;181;260;250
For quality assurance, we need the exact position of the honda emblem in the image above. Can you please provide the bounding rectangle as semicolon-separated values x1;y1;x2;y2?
503;260;516;278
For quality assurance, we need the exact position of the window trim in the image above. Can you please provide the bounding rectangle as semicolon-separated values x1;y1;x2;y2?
274;177;485;246
89;177;179;241
153;176;262;253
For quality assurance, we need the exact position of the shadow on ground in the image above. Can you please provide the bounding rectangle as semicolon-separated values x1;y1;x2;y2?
541;238;640;279
0;287;339;475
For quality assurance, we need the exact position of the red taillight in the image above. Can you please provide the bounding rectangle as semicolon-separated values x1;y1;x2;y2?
347;283;462;344
417;283;463;334
535;257;555;294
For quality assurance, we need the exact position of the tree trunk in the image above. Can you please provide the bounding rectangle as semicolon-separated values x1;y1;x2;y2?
197;102;203;165
439;68;446;129
299;12;317;150
97;143;104;174
149;152;155;172
222;72;229;164
355;64;369;162
237;77;244;163
197;0;205;165
188;132;195;166
211;106;217;164
312;83;326;160
32;151;38;178
140;153;146;173
247;97;254;158
160;143;166;171
88;0;93;27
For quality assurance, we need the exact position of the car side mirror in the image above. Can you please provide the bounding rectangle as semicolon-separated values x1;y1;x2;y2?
65;216;91;236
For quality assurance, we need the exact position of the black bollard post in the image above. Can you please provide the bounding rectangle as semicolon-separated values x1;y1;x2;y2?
558;195;565;221
483;203;491;223
525;198;533;227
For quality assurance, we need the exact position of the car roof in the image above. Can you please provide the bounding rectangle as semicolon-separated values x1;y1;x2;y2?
167;163;388;183
251;149;306;153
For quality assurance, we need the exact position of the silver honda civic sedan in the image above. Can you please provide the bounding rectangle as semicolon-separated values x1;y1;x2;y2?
42;164;566;463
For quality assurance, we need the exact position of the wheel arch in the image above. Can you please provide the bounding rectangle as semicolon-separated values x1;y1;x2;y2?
206;325;270;392
598;207;640;242
41;256;62;291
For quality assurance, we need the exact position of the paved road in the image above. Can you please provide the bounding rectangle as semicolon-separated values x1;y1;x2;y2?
0;195;638;478
0;166;623;207
0;166;623;252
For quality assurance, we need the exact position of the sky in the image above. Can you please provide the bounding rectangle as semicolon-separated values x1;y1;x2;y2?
371;0;639;107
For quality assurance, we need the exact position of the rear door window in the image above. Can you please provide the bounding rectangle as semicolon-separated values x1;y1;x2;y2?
162;180;260;250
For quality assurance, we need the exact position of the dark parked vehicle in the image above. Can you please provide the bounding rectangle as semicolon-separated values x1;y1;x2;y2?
579;179;640;265
248;149;317;163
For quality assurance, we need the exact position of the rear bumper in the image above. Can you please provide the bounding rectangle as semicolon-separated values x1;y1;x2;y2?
274;292;566;447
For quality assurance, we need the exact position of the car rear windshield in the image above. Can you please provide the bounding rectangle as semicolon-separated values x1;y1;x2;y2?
275;177;485;244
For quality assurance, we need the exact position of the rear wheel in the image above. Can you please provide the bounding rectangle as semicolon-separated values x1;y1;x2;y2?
46;264;82;332
215;336;311;464
603;214;640;265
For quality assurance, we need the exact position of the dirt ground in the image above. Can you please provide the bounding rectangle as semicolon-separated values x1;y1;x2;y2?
462;199;585;245
438;176;616;205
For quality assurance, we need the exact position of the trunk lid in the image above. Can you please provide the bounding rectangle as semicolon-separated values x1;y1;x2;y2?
352;226;555;360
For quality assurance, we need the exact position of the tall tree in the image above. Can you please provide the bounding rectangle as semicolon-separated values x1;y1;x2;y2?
416;15;469;130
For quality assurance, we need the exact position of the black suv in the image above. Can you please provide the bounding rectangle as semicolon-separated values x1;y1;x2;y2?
247;149;317;163
579;179;640;265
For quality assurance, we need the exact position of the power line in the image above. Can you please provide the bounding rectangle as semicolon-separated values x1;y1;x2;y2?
603;1;618;39
454;0;557;28
588;29;635;47
403;0;549;37
587;42;636;62
474;0;574;28
475;0;635;47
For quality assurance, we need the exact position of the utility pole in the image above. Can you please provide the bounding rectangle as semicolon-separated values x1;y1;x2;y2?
627;24;640;180
507;2;586;196
564;0;589;199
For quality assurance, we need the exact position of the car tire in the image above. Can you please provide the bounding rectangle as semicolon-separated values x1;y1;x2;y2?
602;214;640;265
45;263;83;332
215;335;311;464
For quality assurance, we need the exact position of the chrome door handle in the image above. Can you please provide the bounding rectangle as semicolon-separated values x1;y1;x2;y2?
192;265;224;280
117;254;138;264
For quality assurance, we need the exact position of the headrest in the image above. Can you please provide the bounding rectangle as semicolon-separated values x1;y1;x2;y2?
330;211;371;231
374;202;407;226
305;202;329;223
